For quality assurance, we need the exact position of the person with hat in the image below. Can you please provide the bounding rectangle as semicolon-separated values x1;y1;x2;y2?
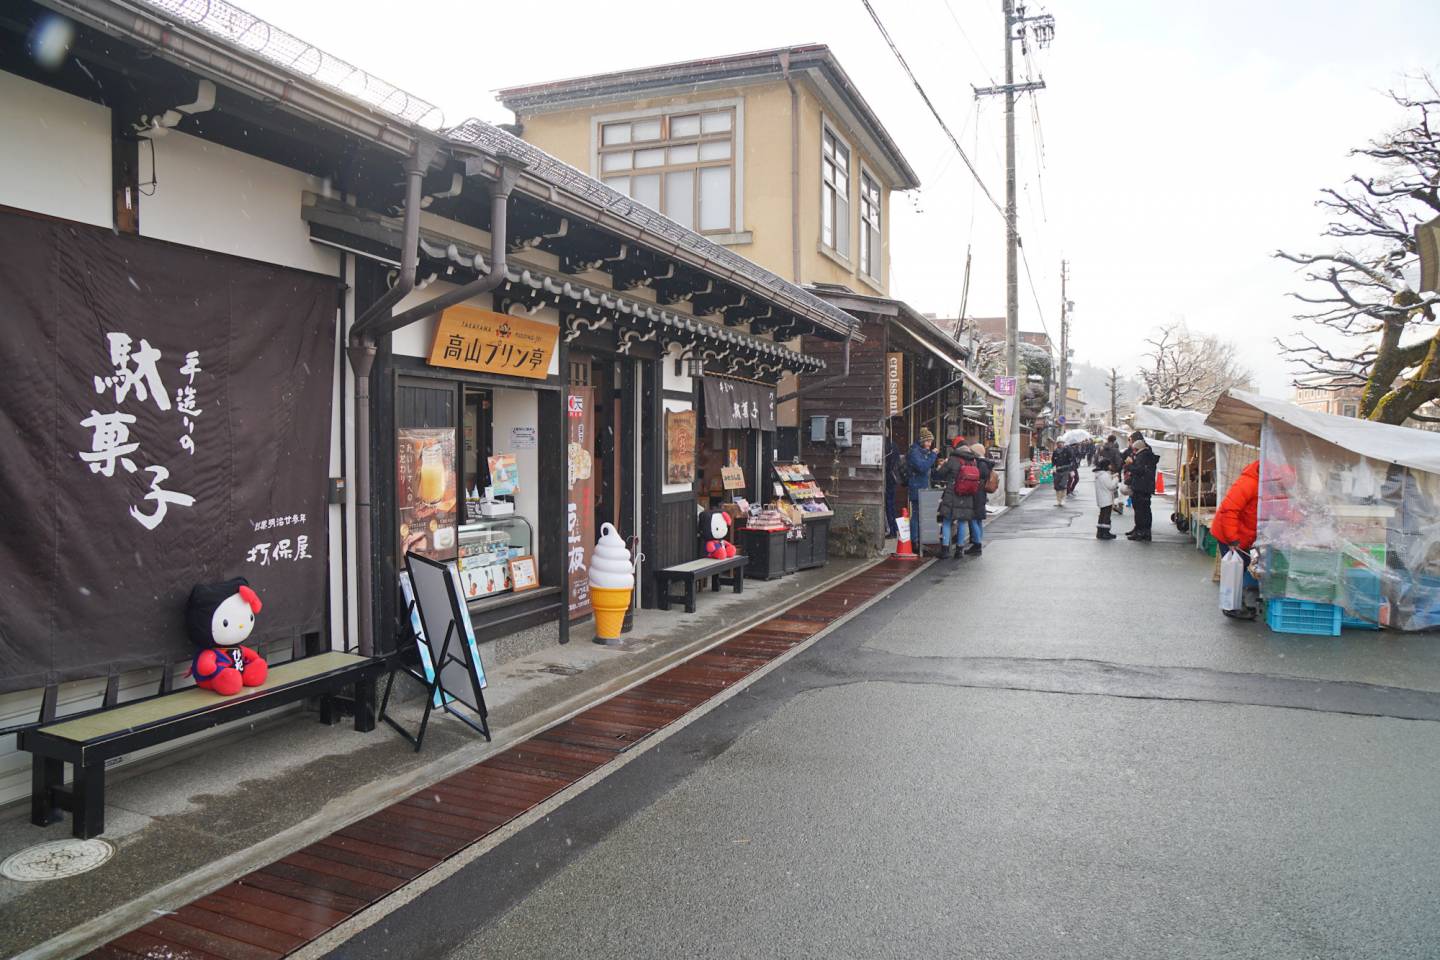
1123;430;1161;541
965;443;993;555
904;427;938;549
934;442;979;558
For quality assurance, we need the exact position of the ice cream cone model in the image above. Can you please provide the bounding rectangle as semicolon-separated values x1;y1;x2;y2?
588;523;634;641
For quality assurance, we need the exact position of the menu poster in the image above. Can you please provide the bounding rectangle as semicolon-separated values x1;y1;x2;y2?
665;408;697;484
487;453;520;496
397;428;457;561
567;386;596;620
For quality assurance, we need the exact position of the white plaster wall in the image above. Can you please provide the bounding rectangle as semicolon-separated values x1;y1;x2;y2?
490;388;541;540
0;70;111;227
139;130;338;275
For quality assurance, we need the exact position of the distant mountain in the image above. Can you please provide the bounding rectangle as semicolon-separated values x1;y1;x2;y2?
1070;362;1143;420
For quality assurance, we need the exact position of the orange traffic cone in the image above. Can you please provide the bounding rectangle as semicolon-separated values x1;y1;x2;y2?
1155;470;1166;494
894;507;919;560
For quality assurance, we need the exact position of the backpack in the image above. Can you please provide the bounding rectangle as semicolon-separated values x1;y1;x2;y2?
953;460;981;497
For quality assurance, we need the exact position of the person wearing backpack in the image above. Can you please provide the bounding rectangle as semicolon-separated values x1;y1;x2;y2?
935;444;980;558
903;427;938;548
965;443;994;555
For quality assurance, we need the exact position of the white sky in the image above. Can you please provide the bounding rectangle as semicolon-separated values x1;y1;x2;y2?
236;0;1440;396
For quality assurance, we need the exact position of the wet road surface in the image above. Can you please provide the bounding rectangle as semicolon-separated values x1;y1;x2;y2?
329;476;1440;960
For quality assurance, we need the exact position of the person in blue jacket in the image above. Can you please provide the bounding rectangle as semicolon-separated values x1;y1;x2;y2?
905;427;938;548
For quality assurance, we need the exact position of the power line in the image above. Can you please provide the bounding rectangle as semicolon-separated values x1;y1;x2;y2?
940;0;998;84
1019;241;1052;344
860;0;1006;221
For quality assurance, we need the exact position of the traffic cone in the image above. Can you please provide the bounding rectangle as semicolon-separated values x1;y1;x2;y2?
1155;470;1166;495
894;507;919;560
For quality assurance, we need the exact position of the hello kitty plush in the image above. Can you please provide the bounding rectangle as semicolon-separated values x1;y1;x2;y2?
185;578;268;696
702;509;737;559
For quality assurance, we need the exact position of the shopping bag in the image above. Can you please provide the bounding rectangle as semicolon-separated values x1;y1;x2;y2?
1218;549;1244;612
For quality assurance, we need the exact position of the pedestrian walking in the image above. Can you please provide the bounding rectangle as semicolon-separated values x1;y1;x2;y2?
1051;441;1076;506
1123;431;1160;541
1066;445;1081;497
967;442;993;555
1094;458;1119;540
904;427;938;548
935;443;980;558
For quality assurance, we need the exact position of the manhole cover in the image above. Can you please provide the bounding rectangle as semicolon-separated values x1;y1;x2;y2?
1;839;114;882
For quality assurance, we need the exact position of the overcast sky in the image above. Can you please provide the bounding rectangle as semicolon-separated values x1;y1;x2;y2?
236;0;1440;396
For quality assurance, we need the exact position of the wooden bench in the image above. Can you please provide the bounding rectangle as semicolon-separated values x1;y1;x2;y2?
16;650;387;839
654;556;746;613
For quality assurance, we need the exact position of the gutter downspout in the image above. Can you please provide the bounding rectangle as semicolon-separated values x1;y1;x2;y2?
780;51;802;285
346;156;522;657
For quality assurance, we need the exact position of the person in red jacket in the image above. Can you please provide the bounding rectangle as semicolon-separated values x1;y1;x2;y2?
1211;460;1259;551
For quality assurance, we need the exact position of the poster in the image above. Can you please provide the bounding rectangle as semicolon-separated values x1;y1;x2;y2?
397;428;458;561
0;210;335;693
487;453;520;496
886;353;904;418
427;306;558;380
860;434;883;466
509;426;537;449
567;386;596;620
666;408;697;484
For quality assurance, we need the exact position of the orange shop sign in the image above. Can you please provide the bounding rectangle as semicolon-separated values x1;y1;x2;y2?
427;306;558;380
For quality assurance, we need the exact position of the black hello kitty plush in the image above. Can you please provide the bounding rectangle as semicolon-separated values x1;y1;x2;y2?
185;578;267;696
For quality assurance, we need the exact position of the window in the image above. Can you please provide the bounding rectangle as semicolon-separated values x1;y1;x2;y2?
599;109;735;233
1342;403;1358;418
821;126;851;257
859;171;881;280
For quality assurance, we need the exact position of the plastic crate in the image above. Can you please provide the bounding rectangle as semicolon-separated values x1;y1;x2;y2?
1342;542;1386;570
1266;598;1342;637
1266;548;1340;602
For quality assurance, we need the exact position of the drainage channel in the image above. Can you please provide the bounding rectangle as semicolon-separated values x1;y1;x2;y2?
82;557;924;960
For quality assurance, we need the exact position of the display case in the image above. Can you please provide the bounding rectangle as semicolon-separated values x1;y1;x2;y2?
772;462;833;518
457;516;533;602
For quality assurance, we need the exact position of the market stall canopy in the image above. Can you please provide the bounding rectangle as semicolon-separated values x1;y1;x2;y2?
1207;389;1440;473
1134;405;1241;445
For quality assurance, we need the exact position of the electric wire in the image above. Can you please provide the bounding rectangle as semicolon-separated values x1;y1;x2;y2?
860;0;1006;222
940;0;998;84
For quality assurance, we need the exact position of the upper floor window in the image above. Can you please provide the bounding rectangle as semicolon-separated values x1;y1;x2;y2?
859;171;881;281
599;109;734;234
1342;403;1358;418
821;126;850;257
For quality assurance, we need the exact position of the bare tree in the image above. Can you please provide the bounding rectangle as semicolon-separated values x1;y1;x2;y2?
1140;322;1252;410
1276;75;1440;424
970;336;1005;381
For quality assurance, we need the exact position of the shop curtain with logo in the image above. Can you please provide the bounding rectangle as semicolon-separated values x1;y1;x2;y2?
0;210;337;693
702;377;777;431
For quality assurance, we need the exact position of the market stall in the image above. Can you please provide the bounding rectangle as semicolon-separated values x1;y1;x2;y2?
1134;405;1256;541
1207;389;1440;632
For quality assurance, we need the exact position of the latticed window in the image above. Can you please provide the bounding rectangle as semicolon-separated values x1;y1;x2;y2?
860;171;881;280
821;126;850;257
599;109;735;234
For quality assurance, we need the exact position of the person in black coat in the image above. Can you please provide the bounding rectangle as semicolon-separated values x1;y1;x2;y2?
1124;431;1160;541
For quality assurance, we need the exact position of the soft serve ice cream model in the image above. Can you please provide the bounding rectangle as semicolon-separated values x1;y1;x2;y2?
588;523;634;642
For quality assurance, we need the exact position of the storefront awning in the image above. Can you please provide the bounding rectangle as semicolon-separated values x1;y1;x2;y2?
902;332;1004;401
1134;405;1241;445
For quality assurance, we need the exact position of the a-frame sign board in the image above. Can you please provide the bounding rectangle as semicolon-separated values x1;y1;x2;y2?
379;551;492;751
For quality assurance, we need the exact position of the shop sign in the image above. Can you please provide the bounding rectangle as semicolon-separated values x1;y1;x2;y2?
886;353;904;418
993;376;1017;397
509;426;537;450
721;465;746;490
567;385;596;620
428;306;558;380
0;210;335;694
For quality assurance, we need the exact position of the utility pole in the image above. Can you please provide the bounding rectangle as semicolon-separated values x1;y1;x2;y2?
1107;367;1118;427
1058;258;1069;431
975;1;1053;505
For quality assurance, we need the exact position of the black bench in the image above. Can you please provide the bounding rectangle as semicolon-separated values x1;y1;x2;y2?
15;647;386;839
654;555;746;613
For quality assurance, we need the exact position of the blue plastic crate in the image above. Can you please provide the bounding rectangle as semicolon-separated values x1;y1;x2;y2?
1266;598;1342;637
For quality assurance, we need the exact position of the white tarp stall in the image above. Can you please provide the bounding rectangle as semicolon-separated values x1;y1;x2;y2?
1135;405;1256;528
1207;389;1440;630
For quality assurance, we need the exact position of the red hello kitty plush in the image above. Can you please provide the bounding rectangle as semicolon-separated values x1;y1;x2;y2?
702;509;737;560
185;578;268;696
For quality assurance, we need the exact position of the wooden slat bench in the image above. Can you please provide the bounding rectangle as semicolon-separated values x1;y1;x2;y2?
17;650;387;839
654;556;746;613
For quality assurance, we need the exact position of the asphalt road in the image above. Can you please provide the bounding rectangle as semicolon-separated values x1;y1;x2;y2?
331;477;1440;960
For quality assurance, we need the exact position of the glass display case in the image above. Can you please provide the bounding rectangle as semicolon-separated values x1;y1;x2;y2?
457;516;534;602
